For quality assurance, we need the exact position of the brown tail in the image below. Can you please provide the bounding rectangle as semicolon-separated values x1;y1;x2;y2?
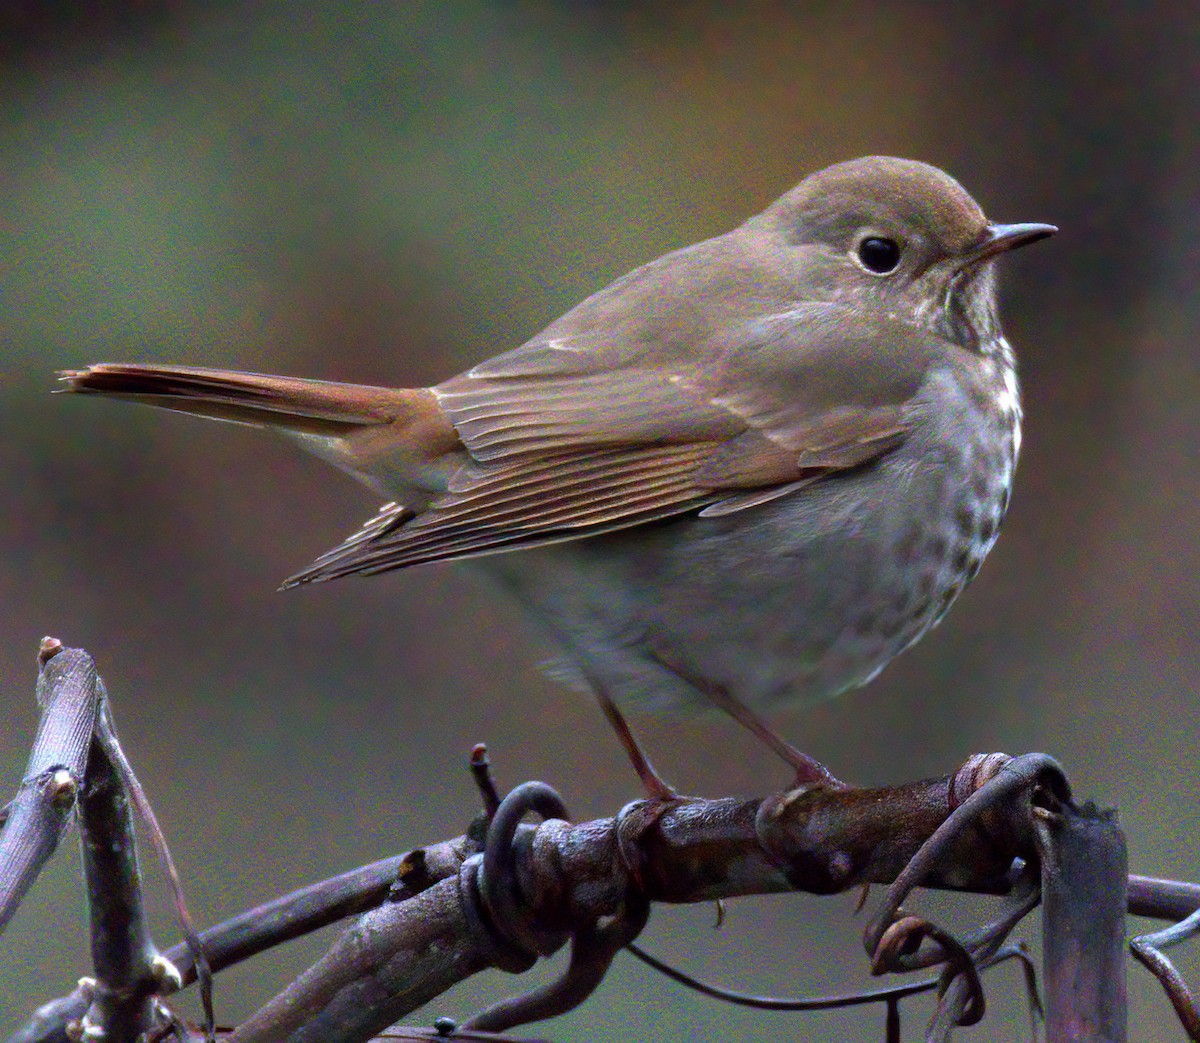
60;363;416;436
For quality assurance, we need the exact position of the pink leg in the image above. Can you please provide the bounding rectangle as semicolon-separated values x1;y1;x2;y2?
594;688;677;801
651;650;844;788
700;681;843;788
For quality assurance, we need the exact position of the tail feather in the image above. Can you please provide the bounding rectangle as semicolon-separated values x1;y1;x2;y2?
59;363;413;436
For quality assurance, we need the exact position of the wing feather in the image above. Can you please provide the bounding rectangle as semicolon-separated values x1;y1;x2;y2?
287;305;945;584
284;443;718;583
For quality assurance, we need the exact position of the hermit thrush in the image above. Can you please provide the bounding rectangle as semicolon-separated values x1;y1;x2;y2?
63;157;1054;795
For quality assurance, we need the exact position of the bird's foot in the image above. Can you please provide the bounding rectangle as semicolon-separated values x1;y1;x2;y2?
788;749;845;790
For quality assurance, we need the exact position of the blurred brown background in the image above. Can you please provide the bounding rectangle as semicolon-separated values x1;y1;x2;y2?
1;2;1197;1039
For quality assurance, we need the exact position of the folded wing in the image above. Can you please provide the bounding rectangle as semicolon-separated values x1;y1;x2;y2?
284;305;940;583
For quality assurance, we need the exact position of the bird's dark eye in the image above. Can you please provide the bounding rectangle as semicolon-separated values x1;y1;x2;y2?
857;236;901;274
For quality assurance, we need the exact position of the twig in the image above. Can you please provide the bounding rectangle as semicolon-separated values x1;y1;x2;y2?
75;704;175;1040
0;640;98;934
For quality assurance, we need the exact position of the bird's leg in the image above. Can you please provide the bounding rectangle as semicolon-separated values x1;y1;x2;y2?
702;681;844;788
593;688;677;801
651;651;844;789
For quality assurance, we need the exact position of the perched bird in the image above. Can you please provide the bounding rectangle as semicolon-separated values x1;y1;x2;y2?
63;157;1054;796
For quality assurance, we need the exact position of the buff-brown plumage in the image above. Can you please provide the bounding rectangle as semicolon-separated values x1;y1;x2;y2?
62;156;1054;790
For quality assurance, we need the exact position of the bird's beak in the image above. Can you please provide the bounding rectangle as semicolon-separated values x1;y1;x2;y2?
963;222;1057;266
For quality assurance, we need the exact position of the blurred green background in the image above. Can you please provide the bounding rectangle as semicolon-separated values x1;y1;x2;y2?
1;2;1197;1039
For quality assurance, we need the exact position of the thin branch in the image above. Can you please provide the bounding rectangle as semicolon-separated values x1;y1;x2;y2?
1130;903;1200;1040
91;700;215;1038
1128;875;1200;922
0;639;98;933
75;709;168;1040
